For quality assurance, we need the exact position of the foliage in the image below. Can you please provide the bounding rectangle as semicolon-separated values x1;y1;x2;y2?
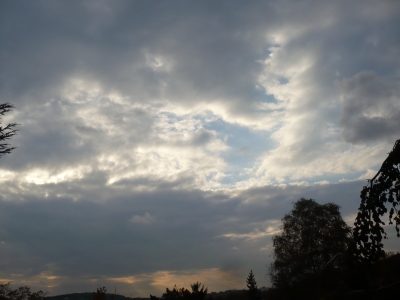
245;270;258;300
269;198;351;288
151;282;207;300
92;287;107;300
0;103;18;158
353;139;400;264
0;283;47;300
161;286;190;300
339;252;400;300
187;282;207;300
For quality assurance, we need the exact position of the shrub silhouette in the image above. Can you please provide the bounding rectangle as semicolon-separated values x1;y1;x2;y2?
92;287;107;300
151;282;207;300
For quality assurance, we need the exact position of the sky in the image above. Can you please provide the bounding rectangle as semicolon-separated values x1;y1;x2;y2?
1;0;400;297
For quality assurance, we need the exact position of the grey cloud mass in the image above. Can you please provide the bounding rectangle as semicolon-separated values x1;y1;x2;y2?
0;180;372;295
340;71;400;144
1;0;400;297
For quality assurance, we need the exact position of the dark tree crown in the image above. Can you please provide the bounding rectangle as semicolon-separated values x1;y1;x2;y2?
269;198;351;288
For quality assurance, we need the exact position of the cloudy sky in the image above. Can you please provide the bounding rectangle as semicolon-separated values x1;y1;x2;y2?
1;0;400;297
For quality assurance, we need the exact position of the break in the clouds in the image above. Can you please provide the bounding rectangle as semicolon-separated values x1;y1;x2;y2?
1;0;400;297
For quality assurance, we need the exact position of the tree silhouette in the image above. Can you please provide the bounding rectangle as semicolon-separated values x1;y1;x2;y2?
92;287;107;300
269;198;351;288
246;270;258;300
353;139;400;264
0;103;18;158
188;282;207;300
0;283;47;300
151;282;207;300
162;285;190;300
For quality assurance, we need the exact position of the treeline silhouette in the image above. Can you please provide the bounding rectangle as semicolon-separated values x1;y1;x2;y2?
150;282;207;300
0;282;47;300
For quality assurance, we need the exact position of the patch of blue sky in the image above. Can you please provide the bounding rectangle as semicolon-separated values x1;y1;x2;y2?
204;118;274;185
254;86;278;104
158;111;201;131
277;77;289;85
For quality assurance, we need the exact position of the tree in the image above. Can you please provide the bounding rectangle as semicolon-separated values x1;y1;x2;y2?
353;139;400;264
188;282;207;300
0;103;18;158
0;283;47;300
269;198;351;288
162;285;190;300
151;282;207;300
92;287;107;300
246;270;258;300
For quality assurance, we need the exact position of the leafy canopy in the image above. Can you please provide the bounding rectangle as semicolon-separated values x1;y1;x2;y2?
151;282;207;300
269;198;351;287
353;139;400;263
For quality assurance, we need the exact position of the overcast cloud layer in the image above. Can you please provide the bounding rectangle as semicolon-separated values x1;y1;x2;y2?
1;0;400;297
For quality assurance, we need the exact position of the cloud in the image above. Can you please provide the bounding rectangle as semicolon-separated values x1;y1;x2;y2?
217;226;281;241
1;0;399;190
129;213;156;224
339;71;400;144
0;179;370;295
1;0;400;297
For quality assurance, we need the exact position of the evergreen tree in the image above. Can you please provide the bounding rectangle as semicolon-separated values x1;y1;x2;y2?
246;270;258;300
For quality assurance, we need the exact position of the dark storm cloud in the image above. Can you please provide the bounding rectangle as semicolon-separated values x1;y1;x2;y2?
340;71;400;144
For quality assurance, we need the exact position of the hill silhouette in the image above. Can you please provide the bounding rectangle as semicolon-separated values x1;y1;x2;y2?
47;293;148;300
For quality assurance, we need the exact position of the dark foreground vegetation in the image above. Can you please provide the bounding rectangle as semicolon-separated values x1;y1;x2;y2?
2;252;400;300
0;283;47;300
261;139;400;299
264;252;400;299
